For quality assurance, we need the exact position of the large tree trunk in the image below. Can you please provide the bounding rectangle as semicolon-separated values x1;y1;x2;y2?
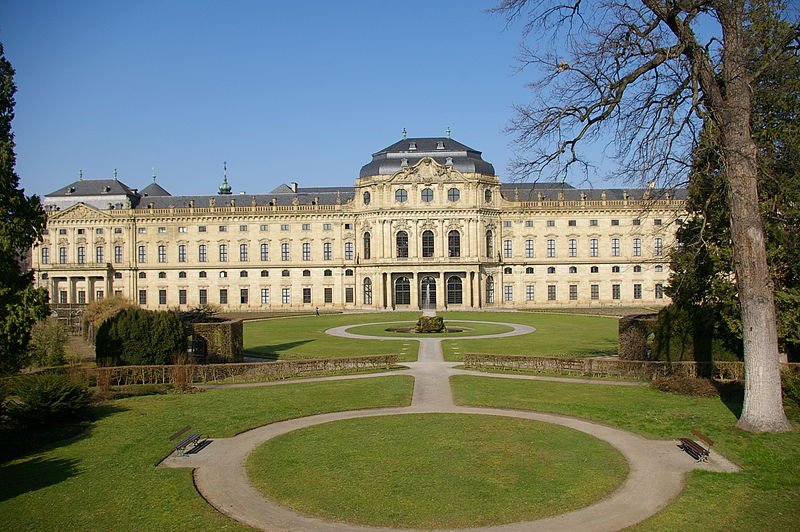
719;9;791;432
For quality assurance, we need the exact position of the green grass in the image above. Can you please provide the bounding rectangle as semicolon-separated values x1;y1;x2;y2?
345;320;514;337
244;311;619;362
247;413;627;529
451;375;800;531
0;376;413;531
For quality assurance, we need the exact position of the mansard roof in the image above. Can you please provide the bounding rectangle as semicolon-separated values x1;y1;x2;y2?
499;182;688;201
359;137;496;178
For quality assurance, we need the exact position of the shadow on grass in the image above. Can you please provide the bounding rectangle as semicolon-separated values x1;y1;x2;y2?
712;380;745;419
0;456;80;501
243;339;313;359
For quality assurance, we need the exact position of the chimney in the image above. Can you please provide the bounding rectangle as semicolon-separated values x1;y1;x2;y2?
290;182;298;193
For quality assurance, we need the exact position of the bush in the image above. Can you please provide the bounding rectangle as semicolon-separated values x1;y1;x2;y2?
28;317;69;367
652;376;722;397
782;369;800;407
95;308;187;366
4;374;91;427
82;295;133;342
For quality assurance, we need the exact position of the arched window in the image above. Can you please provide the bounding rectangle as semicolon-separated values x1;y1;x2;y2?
240;270;248;278
363;191;371;205
569;266;578;274
363;278;373;305
448;230;460;257
261;270;269;277
504;267;513;274
395;276;411;305
138;272;146;279
485;188;493;202
158;271;167;279
422;230;434;258
178;271;187;278
363;232;371;260
590;266;599;273
396;231;409;258
282;269;290;277
655;265;664;272
302;269;311;276
447;276;463;304
324;269;332;277
485;230;494;258
633;265;642;272
547;266;556;274
395;189;408;203
486;275;495;303
612;266;620;273
345;269;353;276
525;267;534;274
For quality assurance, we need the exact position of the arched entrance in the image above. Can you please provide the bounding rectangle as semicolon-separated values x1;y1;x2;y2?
420;276;436;309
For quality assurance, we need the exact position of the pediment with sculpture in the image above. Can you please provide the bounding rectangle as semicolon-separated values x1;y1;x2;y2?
386;157;470;185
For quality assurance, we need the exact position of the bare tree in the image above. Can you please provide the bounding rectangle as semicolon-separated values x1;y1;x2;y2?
495;0;798;432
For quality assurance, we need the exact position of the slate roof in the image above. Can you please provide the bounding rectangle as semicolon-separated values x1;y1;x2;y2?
499;183;688;201
46;179;137;197
140;181;172;197
359;137;496;178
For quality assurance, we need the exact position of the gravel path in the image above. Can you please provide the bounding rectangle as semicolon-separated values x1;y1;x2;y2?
160;321;740;531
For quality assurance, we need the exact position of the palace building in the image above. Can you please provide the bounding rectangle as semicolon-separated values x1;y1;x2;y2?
32;137;685;311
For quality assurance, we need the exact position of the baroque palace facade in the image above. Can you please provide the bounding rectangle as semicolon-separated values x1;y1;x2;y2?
32;137;685;312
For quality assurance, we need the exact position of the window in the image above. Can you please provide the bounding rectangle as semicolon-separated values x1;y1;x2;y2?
526;285;535;301
421;188;433;202
260;288;270;305
41;247;49;264
240;243;249;261
219;225;227;232
240;270;248;278
179;271;187;278
611;238;620;257
484;189;493;202
633;284;642;299
158;227;166;234
241;289;249;305
95;246;104;263
363;232;371;259
363;191;371;205
547;266;556;274
394;276;411;305
396;231;409;258
323;223;332;231
281;288;290;304
633;219;641;226
569;266;577;274
239;224;248;232
95;290;104;301
568;239;577;257
395;189;408;203
363;278;373;305
178;244;187;262
590;238;598;257
156;245;166;263
219;289;228;304
547;239;556;258
199;289;207;305
633;265;642;273
58;229;67;235
281;242;290;261
344;241;353;260
260;243;269;261
114;227;122;234
590;266;599;273
633;238;642;256
138;227;146;234
59;290;67;304
280;224;289;231
301;288;311;304
302;223;311;231
324;242;333;260
525;267;534;274
199;226;207;233
612;265;620;273
503;220;512;228
503;285;513;302
77;246;85;264
504;267;513;274
655;283;664;299
158;271;167;279
199;244;207;262
547;220;555;227
448;230;460;257
345;269;353;276
324;287;333;303
612;284;621;299
219;244;228;262
324;269;332;277
422;230;434;258
282;269;290;277
654;219;662;226
178;289;187;305
302;269;311;277
611;219;620;226
590;219;598;226
547;285;556;301
591;284;599;300
486;276;495;303
138;272;147;279
344;223;352;229
345;287;354;303
302;242;311;261
447;188;460;202
654;238;663;256
260;224;269;231
568;220;576;227
261;270;269;277
199;271;207;278
655;265;664;272
138;290;147;305
486;230;494;258
159;290;167;305
503;239;513;258
178;226;187;233
525;220;534;228
525;239;534;258
569;285;578;300
219;271;228;278
114;246;122;263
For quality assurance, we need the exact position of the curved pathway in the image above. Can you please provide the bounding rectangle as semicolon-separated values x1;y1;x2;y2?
161;320;740;531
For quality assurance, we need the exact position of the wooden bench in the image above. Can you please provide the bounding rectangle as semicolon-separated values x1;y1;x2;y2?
169;425;203;455
678;429;714;462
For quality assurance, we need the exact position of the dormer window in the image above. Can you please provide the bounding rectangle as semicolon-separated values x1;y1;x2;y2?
408;142;417;151
436;141;445;150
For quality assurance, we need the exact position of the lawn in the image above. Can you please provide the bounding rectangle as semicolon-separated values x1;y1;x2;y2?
0;376;413;531
243;311;619;362
451;375;800;531
247;413;627;529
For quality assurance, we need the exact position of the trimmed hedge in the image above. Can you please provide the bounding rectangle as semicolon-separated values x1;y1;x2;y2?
95;308;187;366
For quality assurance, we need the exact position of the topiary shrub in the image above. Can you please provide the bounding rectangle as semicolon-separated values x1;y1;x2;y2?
4;374;91;427
95;308;187;366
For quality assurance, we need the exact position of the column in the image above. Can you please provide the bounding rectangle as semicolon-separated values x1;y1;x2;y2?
410;273;418;309
466;271;473;309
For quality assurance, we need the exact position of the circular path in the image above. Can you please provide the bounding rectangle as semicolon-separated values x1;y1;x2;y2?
161;319;740;531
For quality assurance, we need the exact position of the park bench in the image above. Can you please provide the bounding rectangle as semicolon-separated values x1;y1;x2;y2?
678;429;714;462
169;425;203;455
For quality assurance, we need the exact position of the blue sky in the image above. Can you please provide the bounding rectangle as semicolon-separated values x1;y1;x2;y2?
1;0;612;197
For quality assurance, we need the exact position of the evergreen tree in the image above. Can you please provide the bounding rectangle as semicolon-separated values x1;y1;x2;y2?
0;42;49;374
